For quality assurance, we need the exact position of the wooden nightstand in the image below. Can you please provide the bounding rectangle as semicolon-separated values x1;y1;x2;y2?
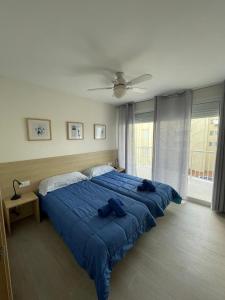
115;167;126;173
3;192;40;234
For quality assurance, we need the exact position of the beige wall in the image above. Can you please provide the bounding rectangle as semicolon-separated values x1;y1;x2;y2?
0;78;117;163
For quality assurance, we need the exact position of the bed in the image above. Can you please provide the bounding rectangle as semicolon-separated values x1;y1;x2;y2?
91;170;182;218
39;175;156;300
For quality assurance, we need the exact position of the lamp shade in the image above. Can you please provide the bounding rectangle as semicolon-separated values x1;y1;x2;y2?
11;179;22;200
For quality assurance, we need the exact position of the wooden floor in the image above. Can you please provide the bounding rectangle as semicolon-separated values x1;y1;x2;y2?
7;202;225;300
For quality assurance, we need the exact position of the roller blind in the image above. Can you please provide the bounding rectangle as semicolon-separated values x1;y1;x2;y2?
135;111;154;123
192;101;220;119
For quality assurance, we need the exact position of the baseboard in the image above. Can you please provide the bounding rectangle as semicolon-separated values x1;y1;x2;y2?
186;197;211;208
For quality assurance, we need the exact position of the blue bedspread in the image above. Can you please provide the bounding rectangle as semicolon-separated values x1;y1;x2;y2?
91;171;182;218
39;180;155;300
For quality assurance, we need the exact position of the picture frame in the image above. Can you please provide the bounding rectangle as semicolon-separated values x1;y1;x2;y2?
67;122;84;140
94;124;106;140
26;118;52;141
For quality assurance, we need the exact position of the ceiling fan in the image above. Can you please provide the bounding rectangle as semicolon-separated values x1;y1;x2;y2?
88;72;152;98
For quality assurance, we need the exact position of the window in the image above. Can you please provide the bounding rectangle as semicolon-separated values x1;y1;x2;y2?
211;119;219;125
210;130;218;135
209;142;217;147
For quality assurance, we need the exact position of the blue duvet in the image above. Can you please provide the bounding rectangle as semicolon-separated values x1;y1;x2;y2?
91;171;182;218
39;180;155;300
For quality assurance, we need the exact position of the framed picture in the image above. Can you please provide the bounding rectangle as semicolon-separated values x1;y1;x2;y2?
94;124;106;139
67;122;84;140
26;118;52;141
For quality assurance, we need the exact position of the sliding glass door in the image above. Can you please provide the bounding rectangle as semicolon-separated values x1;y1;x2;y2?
188;101;219;203
131;97;220;201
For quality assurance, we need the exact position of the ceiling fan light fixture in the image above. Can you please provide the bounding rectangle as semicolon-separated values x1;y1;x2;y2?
113;85;126;98
87;71;152;99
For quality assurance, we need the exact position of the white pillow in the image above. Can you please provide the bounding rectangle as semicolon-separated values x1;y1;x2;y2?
39;171;88;196
83;165;115;178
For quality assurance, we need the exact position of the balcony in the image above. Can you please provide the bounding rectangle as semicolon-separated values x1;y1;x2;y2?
188;176;213;203
188;150;216;203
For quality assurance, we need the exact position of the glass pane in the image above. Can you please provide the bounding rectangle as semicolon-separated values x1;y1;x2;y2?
188;116;219;202
134;122;154;179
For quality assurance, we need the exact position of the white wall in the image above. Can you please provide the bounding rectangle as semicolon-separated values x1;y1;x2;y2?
0;78;117;163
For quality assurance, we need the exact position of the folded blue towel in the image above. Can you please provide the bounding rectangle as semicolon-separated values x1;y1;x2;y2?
143;179;152;184
137;179;156;192
98;199;124;218
108;198;124;206
108;198;126;217
137;185;147;192
98;204;112;217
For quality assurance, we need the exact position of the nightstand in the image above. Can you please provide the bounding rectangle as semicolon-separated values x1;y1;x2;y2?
115;167;126;173
3;192;40;234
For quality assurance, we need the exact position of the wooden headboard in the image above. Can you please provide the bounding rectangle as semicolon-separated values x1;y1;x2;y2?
0;150;117;199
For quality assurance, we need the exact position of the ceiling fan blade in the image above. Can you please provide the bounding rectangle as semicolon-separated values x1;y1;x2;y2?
127;87;147;94
87;87;113;91
127;74;152;86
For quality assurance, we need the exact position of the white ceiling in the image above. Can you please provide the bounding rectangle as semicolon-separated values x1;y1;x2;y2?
1;0;225;105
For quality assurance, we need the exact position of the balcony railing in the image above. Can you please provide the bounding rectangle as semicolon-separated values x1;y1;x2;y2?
135;147;217;185
188;150;216;181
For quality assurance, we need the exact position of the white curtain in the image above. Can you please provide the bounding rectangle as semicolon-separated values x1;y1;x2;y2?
152;91;193;198
118;103;136;175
